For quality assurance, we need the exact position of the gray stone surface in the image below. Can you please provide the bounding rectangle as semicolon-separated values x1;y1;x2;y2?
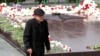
0;34;24;56
95;0;100;3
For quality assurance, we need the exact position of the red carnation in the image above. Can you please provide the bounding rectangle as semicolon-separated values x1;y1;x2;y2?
51;8;54;10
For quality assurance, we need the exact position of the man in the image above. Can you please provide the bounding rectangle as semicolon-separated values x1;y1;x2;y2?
23;8;50;56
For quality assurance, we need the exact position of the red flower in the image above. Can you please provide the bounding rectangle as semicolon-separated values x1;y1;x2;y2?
12;14;15;18
82;4;90;10
17;9;21;11
72;5;75;9
51;7;54;10
85;4;89;9
77;10;81;15
0;6;2;12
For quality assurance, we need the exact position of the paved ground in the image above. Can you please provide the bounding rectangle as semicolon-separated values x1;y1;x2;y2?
0;34;24;56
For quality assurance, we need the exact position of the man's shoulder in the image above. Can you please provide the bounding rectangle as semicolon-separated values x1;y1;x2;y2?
43;19;48;23
27;18;34;24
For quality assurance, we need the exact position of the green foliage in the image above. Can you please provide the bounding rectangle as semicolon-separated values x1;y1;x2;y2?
67;8;71;11
97;3;100;8
87;44;100;50
93;44;100;50
0;16;24;48
0;0;26;3
50;45;64;53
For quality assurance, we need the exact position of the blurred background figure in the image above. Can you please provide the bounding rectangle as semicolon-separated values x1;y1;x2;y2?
12;1;22;8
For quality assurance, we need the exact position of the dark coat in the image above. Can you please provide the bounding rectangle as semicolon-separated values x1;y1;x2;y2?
23;18;50;56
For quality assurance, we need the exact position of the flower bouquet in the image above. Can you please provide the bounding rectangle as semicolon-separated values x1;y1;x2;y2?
48;35;71;53
86;44;100;50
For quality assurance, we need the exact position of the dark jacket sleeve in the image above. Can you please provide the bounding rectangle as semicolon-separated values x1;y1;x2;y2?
44;20;51;50
23;20;32;49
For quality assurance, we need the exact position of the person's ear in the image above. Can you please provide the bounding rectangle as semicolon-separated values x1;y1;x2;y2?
34;15;36;18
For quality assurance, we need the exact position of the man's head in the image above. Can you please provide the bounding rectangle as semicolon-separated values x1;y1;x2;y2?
34;8;45;23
